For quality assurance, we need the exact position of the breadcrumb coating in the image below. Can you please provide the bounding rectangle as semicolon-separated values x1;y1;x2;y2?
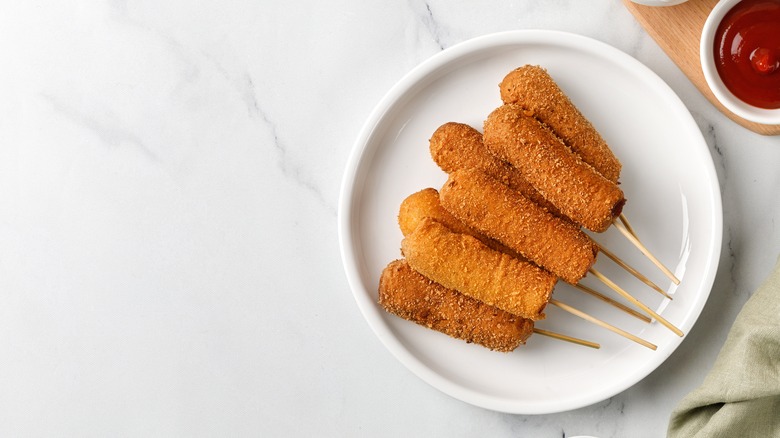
499;65;622;183
483;104;625;233
378;259;534;352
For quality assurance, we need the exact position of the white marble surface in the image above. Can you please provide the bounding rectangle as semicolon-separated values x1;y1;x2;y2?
1;1;779;436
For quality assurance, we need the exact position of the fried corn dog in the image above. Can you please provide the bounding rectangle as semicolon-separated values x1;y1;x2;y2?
379;259;534;352
483;104;626;233
439;169;598;285
398;188;523;259
429;122;562;216
499;65;622;183
401;218;556;320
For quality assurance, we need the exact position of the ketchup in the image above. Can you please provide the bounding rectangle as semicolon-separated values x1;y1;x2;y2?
714;0;780;109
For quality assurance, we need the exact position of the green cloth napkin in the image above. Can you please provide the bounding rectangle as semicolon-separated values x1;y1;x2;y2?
668;256;780;438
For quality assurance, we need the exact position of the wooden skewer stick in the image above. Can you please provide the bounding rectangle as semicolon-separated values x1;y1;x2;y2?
613;218;681;285
549;299;657;350
619;213;637;238
533;328;600;349
589;268;684;337
572;283;651;323
595;242;672;300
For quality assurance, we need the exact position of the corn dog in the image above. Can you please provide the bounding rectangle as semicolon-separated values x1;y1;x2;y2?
499;65;622;183
379;259;534;352
401;218;556;320
429;122;562;216
483;104;626;233
439;168;598;285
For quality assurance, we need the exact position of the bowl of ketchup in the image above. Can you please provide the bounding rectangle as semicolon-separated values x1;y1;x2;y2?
701;0;780;125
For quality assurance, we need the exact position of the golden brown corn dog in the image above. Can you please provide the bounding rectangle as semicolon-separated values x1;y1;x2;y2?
499;65;622;183
483;104;626;233
398;188;523;259
401;218;556;320
379;259;534;352
429;122;562;216
439;168;598;285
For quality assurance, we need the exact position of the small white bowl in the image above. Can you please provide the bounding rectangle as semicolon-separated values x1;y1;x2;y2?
700;0;780;125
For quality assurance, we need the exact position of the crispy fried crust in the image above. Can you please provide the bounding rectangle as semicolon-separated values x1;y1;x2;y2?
401;218;555;320
439;169;598;284
483;104;625;233
398;188;523;259
429;122;562;216
499;65;622;183
378;259;534;352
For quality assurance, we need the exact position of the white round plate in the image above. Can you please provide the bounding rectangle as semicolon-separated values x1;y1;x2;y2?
338;30;722;414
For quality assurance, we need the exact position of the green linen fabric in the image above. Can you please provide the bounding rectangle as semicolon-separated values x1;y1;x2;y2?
668;256;780;438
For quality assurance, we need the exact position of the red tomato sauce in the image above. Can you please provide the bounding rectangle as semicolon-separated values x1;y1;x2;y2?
714;0;780;109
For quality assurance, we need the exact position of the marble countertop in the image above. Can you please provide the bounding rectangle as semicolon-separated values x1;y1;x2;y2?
2;1;779;436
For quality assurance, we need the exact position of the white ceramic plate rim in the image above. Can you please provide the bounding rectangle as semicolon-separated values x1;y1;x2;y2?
338;30;722;414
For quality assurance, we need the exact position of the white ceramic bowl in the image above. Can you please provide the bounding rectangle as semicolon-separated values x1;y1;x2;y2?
700;0;780;125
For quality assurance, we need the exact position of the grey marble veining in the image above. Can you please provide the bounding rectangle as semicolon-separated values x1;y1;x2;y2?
1;1;779;436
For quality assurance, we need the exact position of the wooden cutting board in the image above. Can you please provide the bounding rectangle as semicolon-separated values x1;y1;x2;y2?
623;0;780;136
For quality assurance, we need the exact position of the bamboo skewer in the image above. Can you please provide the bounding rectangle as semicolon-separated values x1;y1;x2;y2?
613;218;681;286
533;328;600;349
619;213;637;238
572;283;651;323
589;268;683;337
595;242;672;299
549;299;657;350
